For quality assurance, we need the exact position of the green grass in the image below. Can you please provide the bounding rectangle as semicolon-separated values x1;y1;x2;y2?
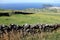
0;12;60;25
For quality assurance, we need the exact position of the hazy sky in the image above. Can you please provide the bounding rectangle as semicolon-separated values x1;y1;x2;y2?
0;0;60;4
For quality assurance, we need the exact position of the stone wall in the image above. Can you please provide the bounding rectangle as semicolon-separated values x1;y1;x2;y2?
0;24;60;40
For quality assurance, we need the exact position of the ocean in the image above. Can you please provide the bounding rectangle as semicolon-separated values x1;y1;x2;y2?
0;3;60;10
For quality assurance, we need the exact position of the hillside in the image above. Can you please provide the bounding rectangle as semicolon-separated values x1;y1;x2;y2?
0;8;60;40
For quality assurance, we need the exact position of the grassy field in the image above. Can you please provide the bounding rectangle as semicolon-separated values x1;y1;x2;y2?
0;12;60;25
0;12;60;40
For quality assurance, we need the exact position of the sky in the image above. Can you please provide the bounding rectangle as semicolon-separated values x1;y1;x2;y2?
0;0;60;4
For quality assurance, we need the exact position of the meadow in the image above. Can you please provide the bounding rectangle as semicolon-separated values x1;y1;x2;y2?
0;12;60;40
0;12;60;25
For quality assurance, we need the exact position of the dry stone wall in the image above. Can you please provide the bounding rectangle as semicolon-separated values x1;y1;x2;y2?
0;24;60;40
